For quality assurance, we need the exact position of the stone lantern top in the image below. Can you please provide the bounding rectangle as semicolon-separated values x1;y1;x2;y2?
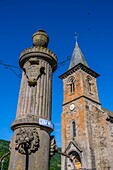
32;29;49;47
19;29;57;72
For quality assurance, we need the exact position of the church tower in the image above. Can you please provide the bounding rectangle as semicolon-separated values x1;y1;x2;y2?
59;40;113;170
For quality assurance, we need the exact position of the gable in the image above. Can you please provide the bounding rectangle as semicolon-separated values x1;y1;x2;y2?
65;140;82;155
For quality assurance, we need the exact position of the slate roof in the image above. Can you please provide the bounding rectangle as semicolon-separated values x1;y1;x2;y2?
68;42;88;70
102;107;113;118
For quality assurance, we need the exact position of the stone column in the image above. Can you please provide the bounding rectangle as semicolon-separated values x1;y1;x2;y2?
8;30;57;170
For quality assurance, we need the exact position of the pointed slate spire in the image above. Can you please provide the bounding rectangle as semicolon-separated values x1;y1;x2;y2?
68;41;88;70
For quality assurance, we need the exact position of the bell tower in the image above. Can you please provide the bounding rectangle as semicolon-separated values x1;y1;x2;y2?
59;41;101;170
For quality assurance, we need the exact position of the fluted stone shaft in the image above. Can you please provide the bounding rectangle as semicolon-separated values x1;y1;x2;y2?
8;30;57;170
16;59;52;120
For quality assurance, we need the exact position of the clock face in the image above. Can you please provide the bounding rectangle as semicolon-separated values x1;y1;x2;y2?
70;104;75;111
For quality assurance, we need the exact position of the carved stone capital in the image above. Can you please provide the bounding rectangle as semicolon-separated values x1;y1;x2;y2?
19;46;57;72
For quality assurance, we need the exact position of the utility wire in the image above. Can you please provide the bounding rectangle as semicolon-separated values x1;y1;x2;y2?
0;59;21;78
0;56;71;78
8;67;21;78
57;56;70;68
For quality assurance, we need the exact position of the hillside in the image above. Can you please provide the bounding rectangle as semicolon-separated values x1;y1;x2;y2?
0;139;61;170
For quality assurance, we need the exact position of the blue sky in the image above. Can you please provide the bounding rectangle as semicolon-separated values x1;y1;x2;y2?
0;0;113;147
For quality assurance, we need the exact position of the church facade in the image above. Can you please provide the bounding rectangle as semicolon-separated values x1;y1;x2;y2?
59;41;113;170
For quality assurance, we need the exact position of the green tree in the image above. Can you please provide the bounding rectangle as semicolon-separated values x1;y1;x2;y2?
0;140;10;170
50;152;61;170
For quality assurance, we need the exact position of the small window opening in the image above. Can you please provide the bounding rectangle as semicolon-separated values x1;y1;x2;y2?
72;121;76;138
68;77;75;94
87;76;92;92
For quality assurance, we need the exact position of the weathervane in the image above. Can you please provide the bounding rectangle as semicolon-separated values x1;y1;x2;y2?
74;32;78;44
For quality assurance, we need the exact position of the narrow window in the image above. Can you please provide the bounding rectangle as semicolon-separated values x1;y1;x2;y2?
72;121;76;138
86;76;92;92
68;77;75;94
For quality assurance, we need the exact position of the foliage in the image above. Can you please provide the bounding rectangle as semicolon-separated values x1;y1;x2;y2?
0;139;61;170
0;140;10;170
50;151;61;170
1;155;10;170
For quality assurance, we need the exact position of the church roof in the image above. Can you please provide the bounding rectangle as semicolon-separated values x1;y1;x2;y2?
102;107;113;123
68;42;88;70
59;39;100;80
102;107;113;117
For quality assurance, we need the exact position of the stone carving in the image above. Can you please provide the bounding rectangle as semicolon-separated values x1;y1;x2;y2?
49;136;57;159
23;58;40;86
15;127;39;154
32;29;49;47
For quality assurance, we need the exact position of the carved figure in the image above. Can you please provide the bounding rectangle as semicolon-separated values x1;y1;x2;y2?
15;127;39;154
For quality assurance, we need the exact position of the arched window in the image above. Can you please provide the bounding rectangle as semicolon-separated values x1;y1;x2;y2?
72;121;76;138
86;76;92;92
68;77;75;94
